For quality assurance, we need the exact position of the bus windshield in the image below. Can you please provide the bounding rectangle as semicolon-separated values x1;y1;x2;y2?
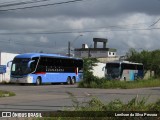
106;63;120;79
11;58;38;76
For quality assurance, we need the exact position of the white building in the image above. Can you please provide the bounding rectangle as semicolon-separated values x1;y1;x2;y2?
0;52;19;82
74;38;117;58
91;62;106;78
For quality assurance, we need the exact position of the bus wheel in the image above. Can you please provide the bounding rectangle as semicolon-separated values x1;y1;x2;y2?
66;77;71;85
71;77;76;85
36;77;41;85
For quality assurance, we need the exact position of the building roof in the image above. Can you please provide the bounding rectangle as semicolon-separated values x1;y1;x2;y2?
15;53;82;60
93;38;108;43
74;48;117;52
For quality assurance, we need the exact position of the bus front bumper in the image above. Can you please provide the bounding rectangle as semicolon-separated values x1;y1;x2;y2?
10;76;33;84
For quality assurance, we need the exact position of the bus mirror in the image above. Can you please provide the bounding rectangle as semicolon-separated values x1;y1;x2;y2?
102;66;105;71
28;60;35;68
7;60;12;67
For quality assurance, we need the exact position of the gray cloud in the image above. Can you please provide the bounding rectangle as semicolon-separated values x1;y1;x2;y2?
0;0;160;55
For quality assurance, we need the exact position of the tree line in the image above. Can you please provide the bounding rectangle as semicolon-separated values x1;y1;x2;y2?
126;48;160;78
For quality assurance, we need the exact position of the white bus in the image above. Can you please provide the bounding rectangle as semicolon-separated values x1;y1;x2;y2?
105;61;144;81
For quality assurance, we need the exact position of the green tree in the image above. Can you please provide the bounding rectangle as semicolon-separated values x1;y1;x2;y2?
78;58;99;87
150;50;160;77
126;48;160;78
126;48;139;62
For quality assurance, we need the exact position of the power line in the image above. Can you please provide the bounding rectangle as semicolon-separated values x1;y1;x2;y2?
0;22;154;35
0;39;55;48
0;27;160;35
0;21;156;35
14;41;54;48
149;17;160;27
0;0;21;5
0;0;85;11
0;0;51;8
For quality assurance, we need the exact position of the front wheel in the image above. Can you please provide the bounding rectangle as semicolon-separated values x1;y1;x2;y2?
36;77;41;85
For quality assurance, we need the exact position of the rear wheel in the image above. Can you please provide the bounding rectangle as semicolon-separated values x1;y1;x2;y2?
66;77;71;85
20;83;25;86
36;77;41;85
71;77;76;85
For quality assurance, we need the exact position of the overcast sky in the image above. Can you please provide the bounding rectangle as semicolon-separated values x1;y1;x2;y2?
0;0;160;55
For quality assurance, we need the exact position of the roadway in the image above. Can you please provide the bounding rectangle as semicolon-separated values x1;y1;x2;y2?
0;84;159;111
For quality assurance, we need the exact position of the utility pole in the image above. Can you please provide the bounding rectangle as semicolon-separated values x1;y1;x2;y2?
88;47;90;58
68;34;83;57
88;44;92;58
68;41;71;57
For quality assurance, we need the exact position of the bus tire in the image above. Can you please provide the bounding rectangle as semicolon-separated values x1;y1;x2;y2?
71;77;76;85
36;77;41;85
66;77;71;85
20;83;25;86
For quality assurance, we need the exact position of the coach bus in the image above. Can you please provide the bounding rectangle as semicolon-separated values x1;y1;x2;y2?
10;53;83;85
105;61;144;81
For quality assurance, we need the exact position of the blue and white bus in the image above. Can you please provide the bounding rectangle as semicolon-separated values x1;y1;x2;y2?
10;53;83;85
105;61;144;81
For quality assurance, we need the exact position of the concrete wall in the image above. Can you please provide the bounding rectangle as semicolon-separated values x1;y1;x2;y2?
91;63;106;78
144;71;154;79
98;57;119;63
0;52;19;82
75;50;117;58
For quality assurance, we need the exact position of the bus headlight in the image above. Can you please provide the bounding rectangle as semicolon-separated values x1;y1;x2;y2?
27;76;33;83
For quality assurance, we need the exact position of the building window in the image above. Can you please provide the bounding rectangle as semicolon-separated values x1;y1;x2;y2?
91;51;97;53
100;51;106;53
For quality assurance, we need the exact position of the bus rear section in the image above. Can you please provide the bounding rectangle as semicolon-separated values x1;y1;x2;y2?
120;62;144;81
105;62;144;81
121;69;143;81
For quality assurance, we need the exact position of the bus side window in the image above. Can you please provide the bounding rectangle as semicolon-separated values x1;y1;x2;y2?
36;57;46;72
30;62;36;72
61;59;66;67
63;59;71;67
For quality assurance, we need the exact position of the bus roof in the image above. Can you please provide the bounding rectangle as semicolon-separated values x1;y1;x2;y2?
14;53;82;60
106;61;143;65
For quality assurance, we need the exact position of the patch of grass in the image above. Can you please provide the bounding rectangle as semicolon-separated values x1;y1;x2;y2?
74;97;152;112
0;90;16;97
79;77;160;89
66;91;159;112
